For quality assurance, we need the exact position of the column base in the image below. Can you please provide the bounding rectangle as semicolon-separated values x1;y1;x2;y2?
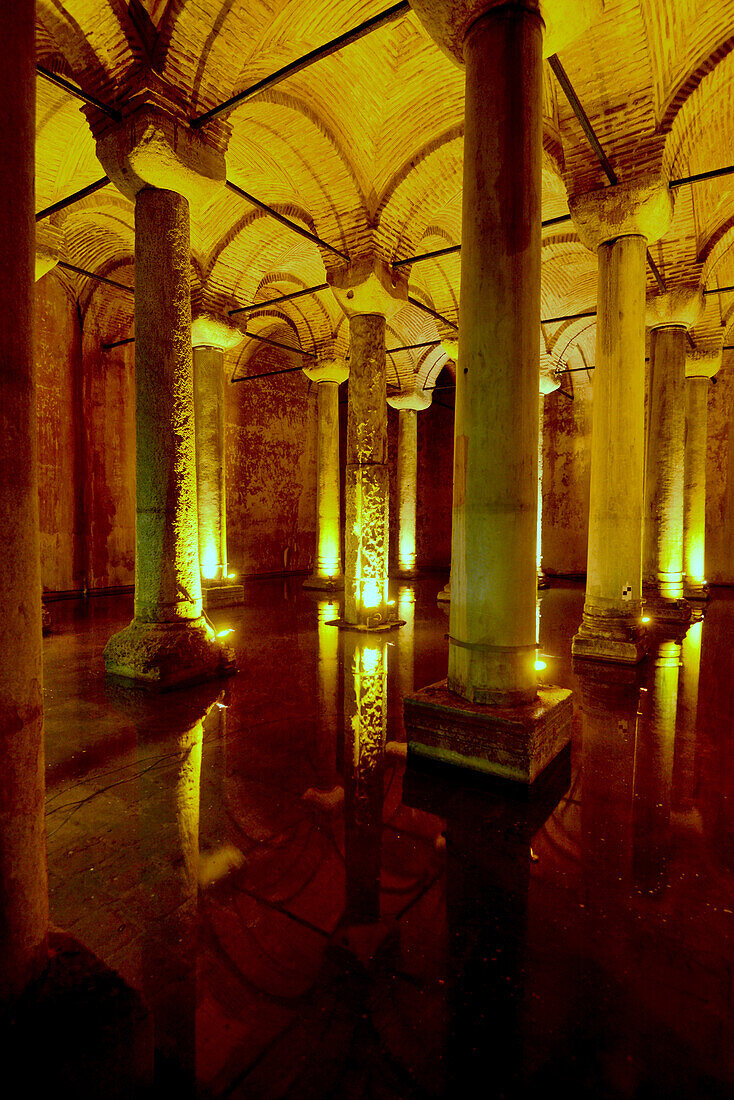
683;581;708;603
302;573;344;591
404;679;572;784
437;582;451;603
571;610;648;665
104;617;236;689
392;569;418;580
537;572;550;590
328;617;405;633
8;930;153;1093
642;590;692;625
202;582;245;609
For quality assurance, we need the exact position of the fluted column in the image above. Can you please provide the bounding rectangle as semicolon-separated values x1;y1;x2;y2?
0;0;49;1004
570;176;673;664
683;349;721;598
303;358;348;590
642;289;701;621
388;388;432;577
191;314;242;589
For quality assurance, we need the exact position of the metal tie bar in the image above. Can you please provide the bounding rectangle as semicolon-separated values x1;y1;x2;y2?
225;180;349;261
230;283;329;316
37;65;121;122
407;295;457;329
231;364;306;384
36;176;111;221
59;261;133;294
191;3;411;128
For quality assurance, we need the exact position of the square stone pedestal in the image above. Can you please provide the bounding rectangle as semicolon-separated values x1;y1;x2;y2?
571;620;647;664
404;680;573;784
203;582;245;609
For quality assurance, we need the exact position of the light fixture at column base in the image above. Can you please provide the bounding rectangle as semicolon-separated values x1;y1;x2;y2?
202;582;245;609
404;679;572;784
437;583;451;603
104;617;237;689
328;617;405;633
641;591;692;625
302;573;344;591
537;572;550;590
571;617;648;664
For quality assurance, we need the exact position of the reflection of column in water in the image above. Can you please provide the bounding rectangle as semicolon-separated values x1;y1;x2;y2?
315;598;340;790
673;619;702;812
343;634;388;925
633;640;680;896
577;665;642;905
135;689;218;1093
396;585;415;698
695;595;734;863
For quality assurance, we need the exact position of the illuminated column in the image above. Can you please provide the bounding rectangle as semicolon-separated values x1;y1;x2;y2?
570;176;673;663
388;388;432;577
302;358;349;590
0;0;49;1002
538;368;560;588
642;290;701;621
438;334;458;603
683;349;721;598
405;0;594;780
328;259;405;628
191;314;242;593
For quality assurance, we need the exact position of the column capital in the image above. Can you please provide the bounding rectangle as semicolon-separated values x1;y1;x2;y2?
646;286;702;331
191;312;243;350
409;0;603;64
303;356;349;385
540;350;560;394
328;255;407;318
569;174;673;251
387;388;432;411
35;221;63;282
685;346;722;380
89;97;229;212
439;330;459;361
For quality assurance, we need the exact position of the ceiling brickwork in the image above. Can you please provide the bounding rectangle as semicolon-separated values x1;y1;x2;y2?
34;0;734;389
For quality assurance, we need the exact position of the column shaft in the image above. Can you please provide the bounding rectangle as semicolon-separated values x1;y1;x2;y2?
683;377;709;593
537;395;544;581
643;325;687;603
315;381;342;579
344;314;390;626
0;0;49;1002
448;6;542;705
397;408;418;574
194;345;227;583
575;234;647;658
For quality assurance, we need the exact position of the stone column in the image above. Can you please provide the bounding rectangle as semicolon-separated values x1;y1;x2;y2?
328;258;405;629
103;190;234;686
191;313;243;608
388;388;432;577
302;358;348;590
437;334;458;603
538;369;560;589
92;104;235;687
570;175;673;663
0;0;49;1003
404;0;591;781
683;349;721;599
642;289;702;621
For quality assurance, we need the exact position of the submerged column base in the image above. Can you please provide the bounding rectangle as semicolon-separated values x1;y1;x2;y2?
404;679;572;784
202;580;245;609
303;572;344;592
437;579;451;603
683;579;708;602
572;606;648;664
642;586;692;625
104;617;236;688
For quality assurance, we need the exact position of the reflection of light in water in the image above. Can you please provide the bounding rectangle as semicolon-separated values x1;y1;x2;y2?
674;619;703;811
396;585;415;696
314;599;339;787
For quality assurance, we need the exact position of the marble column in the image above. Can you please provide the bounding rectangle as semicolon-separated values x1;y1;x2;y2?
104;189;235;687
538;369;560;588
437;334;458;603
302;358;349;590
642;289;701;621
191;313;243;608
683;349;721;598
0;0;49;1003
388;388;432;577
570;175;673;664
404;0;589;781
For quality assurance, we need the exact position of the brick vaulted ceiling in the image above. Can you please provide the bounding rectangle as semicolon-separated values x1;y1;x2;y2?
35;1;734;391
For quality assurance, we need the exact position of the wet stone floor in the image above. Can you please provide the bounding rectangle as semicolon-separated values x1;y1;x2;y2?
42;577;734;1098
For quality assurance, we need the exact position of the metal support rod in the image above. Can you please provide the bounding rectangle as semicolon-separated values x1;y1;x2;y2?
670;164;734;188
554;365;595;374
229;283;329;316
386;339;441;354
549;55;618;185
542;307;597;325
231;364;306;383
703;284;734;296
225;179;349;261
190;2;411;128
59;260;133;294
37;64;121;121
36;176;110;221
425;383;456;391
407;295;458;329
558;390;574;401
646;250;666;294
393;213;573;269
243;331;317;357
102;336;135;350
